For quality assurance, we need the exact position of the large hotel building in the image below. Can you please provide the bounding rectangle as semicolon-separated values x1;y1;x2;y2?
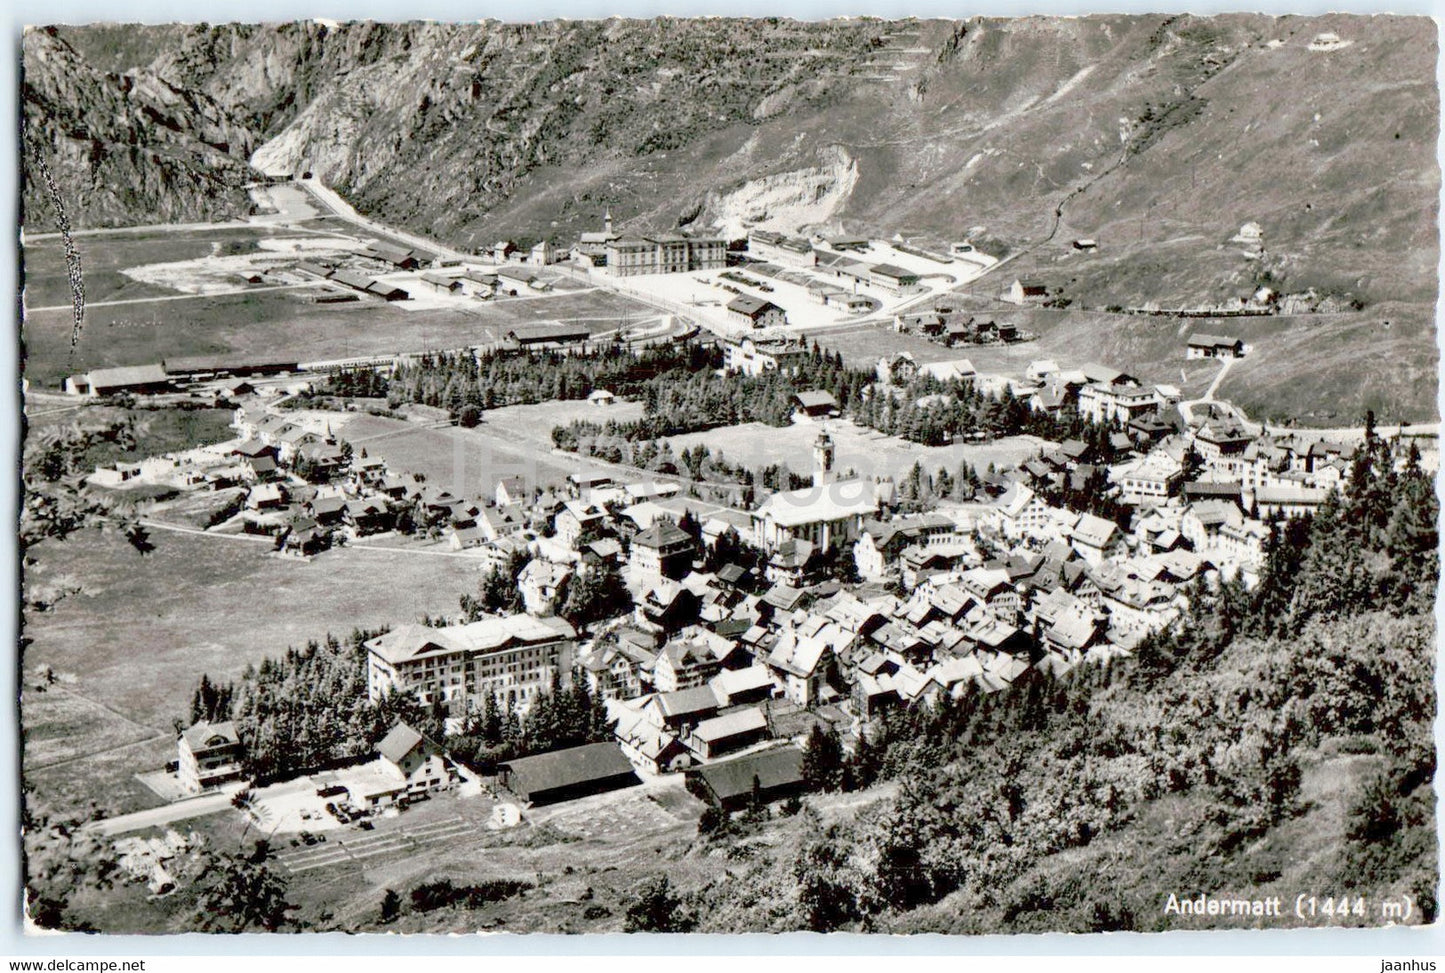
365;615;577;713
605;234;727;276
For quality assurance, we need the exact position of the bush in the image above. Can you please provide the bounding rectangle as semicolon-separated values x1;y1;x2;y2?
409;878;533;912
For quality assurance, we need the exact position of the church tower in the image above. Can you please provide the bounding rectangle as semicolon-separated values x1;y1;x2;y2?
813;429;836;487
603;208;614;236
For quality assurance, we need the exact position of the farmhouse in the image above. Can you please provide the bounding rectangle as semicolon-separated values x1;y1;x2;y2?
1187;334;1247;359
498;742;640;806
687;746;807;810
1004;278;1049;303
727;294;788;329
177;721;246;794
365;614;577;713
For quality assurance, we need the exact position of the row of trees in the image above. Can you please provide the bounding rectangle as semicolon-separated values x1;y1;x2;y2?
333;342;719;418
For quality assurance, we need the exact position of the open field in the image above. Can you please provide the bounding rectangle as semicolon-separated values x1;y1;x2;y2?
21;224;330;309
662;418;1049;483
20;220;663;387
338;411;625;498
21;526;486;815
480;398;647;440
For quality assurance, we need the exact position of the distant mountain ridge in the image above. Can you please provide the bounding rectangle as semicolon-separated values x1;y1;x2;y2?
20;16;1441;419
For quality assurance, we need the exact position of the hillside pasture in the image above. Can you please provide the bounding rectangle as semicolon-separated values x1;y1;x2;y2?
21;526;485;815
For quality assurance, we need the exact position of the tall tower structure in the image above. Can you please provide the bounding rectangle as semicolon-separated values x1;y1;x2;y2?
603;208;614;236
813;429;836;487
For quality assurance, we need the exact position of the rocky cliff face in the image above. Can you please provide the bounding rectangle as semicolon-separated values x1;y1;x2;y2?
21;28;258;229
23;16;1440;313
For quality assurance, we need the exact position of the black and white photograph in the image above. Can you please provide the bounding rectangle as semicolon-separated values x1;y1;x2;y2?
11;8;1442;948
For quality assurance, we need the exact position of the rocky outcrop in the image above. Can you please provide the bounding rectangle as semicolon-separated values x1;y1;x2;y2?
22;28;257;229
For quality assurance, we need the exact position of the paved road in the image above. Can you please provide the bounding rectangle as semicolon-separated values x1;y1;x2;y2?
296;179;471;262
86;782;247;837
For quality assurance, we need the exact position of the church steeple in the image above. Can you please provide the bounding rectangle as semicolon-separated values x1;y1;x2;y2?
813;429;836;487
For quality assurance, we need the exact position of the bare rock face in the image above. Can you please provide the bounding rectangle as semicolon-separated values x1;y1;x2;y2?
22;16;1440;316
21;28;258;229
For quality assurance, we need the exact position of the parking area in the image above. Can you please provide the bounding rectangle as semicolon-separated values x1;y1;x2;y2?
274;815;479;874
249;776;347;835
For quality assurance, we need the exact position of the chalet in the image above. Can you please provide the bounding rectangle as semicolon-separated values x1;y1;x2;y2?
555;500;607;548
653;638;723;693
496;476;529;507
177;721;245;794
1005;279;1048;303
1070;512;1126;566
376;723;458;799
1186;334;1246;359
498;742;640;806
687;746;807;811
764;627;835;706
588;388;616;407
793;390;840;420
688;707;770;760
246;482;287;510
637;579;701;634
727;294;788;330
631;519;696;587
519;559;573;616
723;335;810;377
308;494;348;526
346;498;393;536
612;706;691;774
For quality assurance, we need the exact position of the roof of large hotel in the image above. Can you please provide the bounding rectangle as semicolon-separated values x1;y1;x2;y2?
366;615;575;665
